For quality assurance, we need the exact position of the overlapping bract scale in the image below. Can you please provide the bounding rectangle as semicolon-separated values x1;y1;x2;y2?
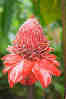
2;17;61;88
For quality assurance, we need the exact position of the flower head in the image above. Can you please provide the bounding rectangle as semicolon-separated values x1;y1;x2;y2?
2;17;61;88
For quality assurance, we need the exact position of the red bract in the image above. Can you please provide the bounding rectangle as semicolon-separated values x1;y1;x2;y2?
2;17;61;88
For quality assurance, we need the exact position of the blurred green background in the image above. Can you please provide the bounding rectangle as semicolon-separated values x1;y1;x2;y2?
0;0;64;99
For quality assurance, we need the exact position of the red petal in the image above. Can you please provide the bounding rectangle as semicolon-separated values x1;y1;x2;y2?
9;80;14;88
33;66;51;88
20;73;37;85
8;71;14;88
8;60;24;85
22;60;34;79
2;54;22;67
2;66;13;74
39;59;61;76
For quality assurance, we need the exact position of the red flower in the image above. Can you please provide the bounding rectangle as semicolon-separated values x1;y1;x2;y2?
2;17;61;88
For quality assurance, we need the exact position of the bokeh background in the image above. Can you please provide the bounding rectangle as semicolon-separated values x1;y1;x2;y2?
0;0;64;99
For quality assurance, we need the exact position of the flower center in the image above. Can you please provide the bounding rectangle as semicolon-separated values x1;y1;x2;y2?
14;41;49;60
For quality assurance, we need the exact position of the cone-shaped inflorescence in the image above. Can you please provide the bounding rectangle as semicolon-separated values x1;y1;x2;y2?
2;17;61;88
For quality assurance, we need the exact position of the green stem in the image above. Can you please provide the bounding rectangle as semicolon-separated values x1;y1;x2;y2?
27;86;34;99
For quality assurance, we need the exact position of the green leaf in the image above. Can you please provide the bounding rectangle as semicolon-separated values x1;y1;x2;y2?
1;0;16;35
32;0;61;24
0;0;17;53
53;82;64;97
0;72;3;78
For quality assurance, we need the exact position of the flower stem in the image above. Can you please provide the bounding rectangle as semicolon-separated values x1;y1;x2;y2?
27;86;34;99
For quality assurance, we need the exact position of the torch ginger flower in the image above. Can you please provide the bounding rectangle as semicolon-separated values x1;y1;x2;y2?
2;17;61;88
